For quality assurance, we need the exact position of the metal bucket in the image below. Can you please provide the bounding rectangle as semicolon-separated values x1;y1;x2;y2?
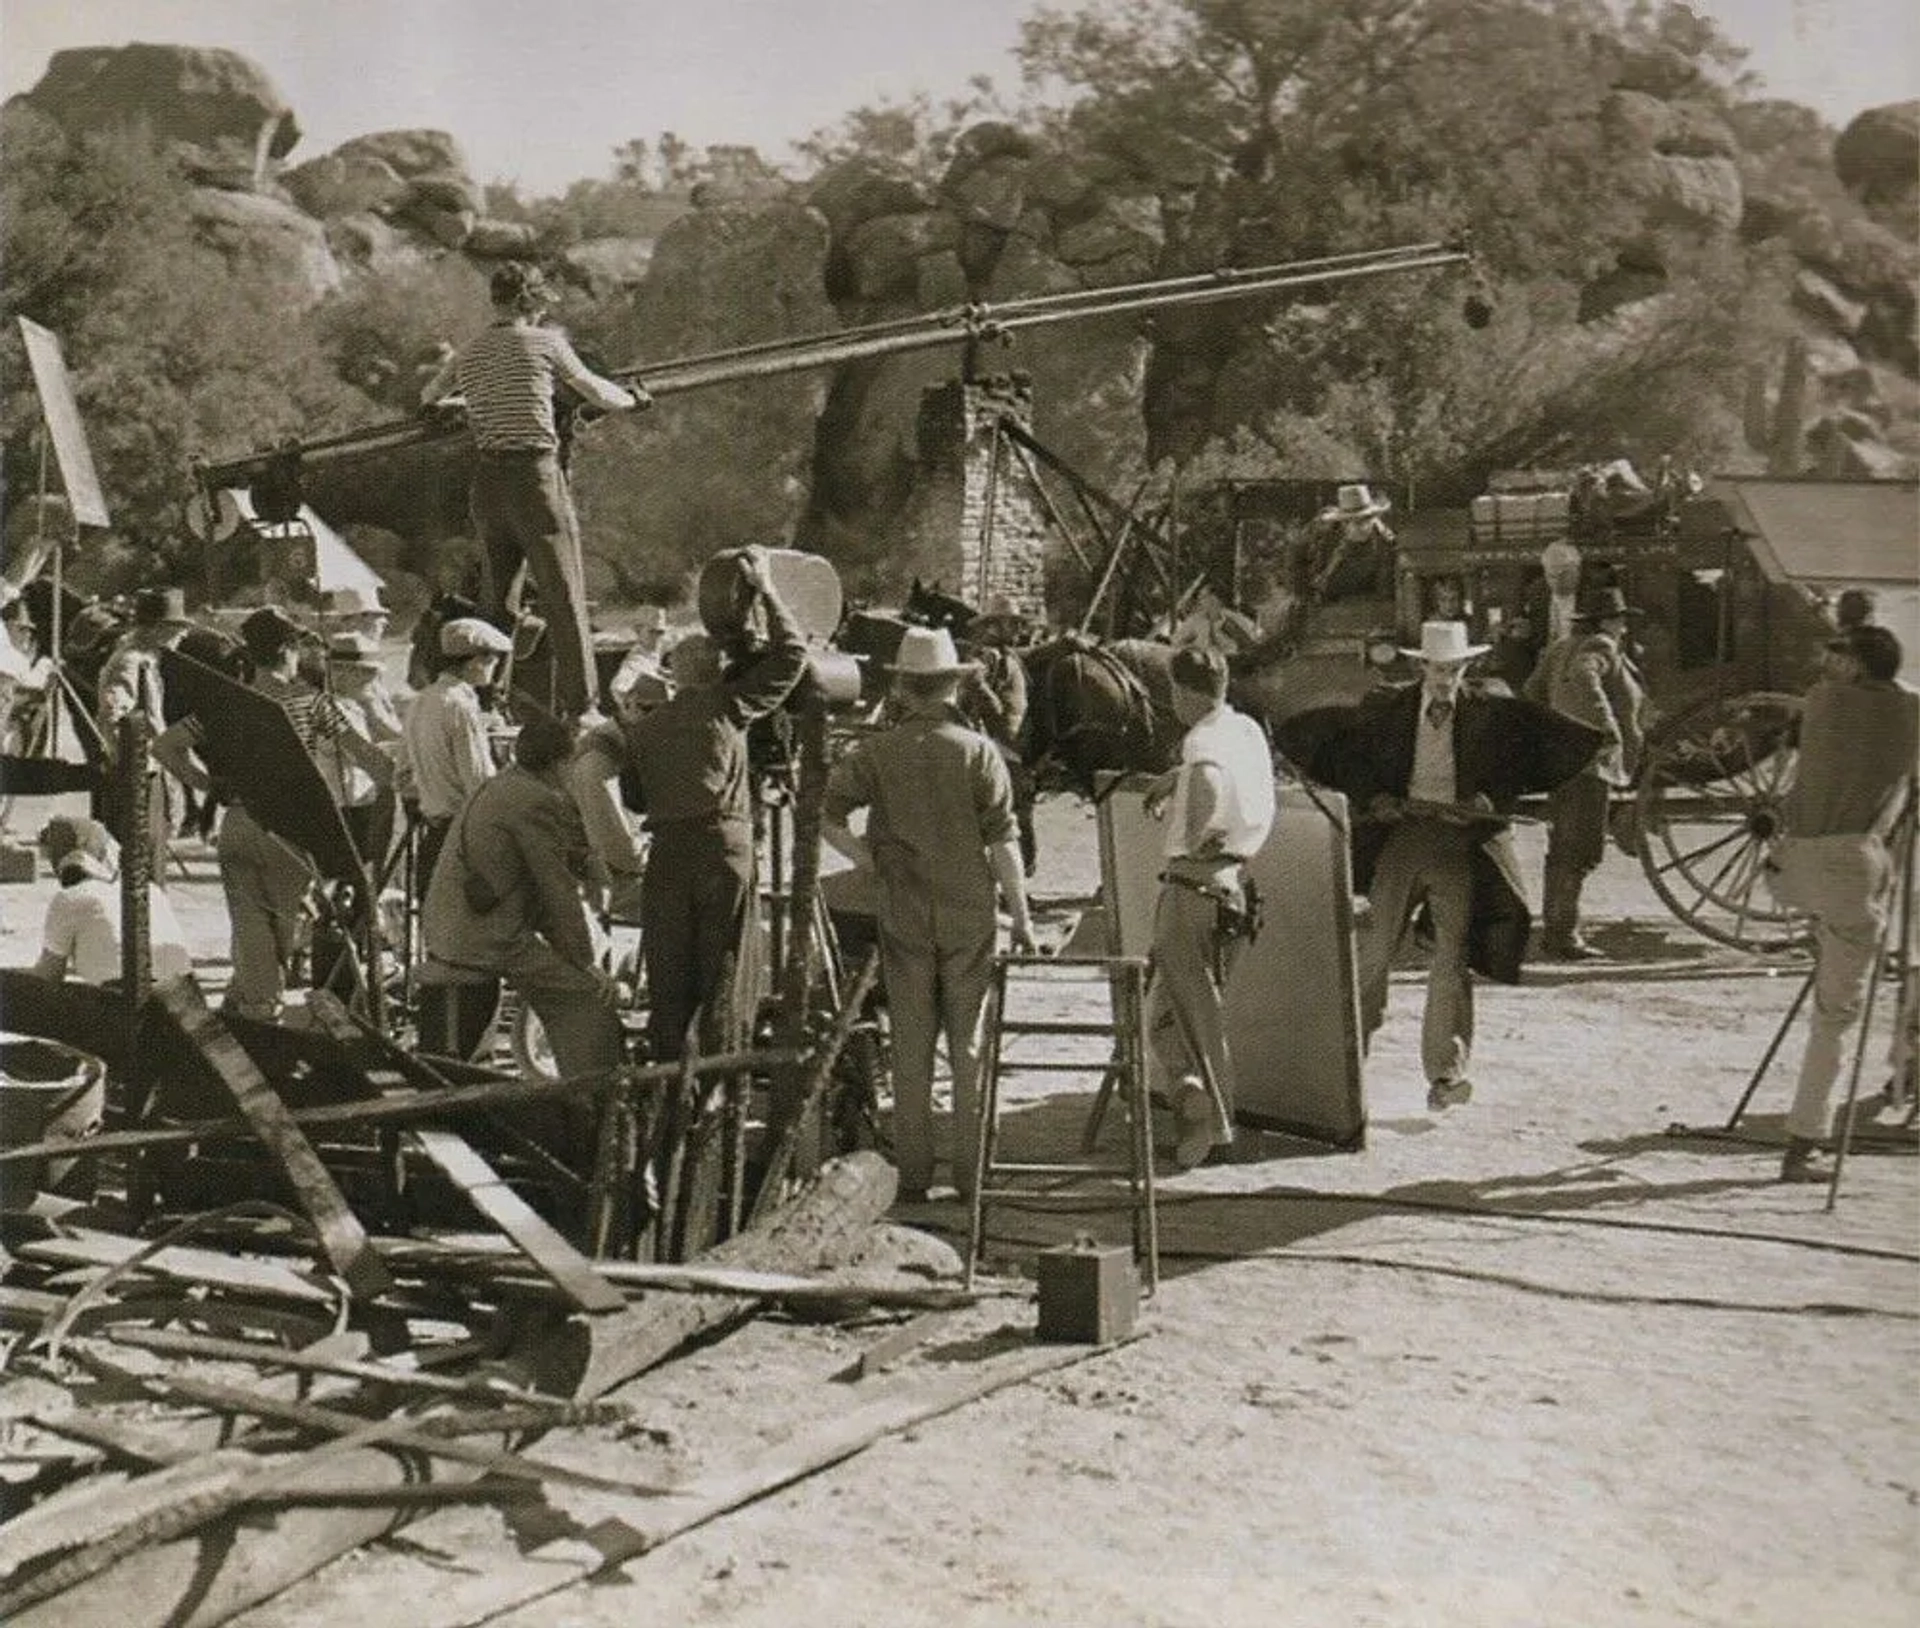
0;1033;107;1202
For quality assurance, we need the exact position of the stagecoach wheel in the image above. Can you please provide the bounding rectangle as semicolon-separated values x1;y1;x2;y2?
1633;690;1812;955
510;1001;560;1083
509;934;645;1083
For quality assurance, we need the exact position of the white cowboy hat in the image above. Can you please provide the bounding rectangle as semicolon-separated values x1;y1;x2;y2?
1320;482;1392;522
1399;619;1490;664
887;625;977;677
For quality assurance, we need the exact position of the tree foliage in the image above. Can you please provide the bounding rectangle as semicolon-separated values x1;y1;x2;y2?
1;110;373;591
1010;0;1777;476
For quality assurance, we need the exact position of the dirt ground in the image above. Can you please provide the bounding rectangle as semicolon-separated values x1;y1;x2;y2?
2;788;1915;1628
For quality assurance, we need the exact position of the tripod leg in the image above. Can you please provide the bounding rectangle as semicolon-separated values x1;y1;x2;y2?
1726;963;1816;1131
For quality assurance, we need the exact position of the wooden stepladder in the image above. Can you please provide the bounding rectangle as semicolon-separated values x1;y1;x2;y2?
964;953;1158;1293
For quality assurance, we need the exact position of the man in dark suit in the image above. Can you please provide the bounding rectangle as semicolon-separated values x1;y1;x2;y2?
1306;621;1602;1110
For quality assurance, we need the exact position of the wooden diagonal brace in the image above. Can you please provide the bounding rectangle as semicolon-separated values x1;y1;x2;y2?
153;979;393;1299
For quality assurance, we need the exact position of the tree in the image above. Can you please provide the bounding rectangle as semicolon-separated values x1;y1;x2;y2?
1014;0;1775;470
1;112;370;591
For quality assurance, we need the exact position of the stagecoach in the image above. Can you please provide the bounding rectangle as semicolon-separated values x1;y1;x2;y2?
1388;472;1920;953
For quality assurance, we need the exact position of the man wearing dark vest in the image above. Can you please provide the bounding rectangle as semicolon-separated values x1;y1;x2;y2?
421;261;648;718
1524;586;1646;959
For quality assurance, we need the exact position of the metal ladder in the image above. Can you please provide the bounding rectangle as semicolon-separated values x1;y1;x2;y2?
964;952;1159;1293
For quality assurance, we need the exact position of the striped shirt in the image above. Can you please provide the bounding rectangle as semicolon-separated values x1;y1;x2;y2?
432;320;635;453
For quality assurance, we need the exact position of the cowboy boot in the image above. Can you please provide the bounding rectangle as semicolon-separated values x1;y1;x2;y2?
1542;864;1603;961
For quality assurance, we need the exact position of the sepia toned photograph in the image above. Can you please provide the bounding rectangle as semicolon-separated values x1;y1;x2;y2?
0;3;1915;1623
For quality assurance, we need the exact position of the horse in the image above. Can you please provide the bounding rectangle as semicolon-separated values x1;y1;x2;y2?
901;578;979;637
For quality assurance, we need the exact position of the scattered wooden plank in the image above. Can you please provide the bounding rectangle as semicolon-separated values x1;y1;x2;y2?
378;1240;975;1312
97;1326;558;1404
10;1152;894;1628
839;1310;964;1382
23;1408;191;1470
13;1233;335;1306
77;1362;674;1501
371;1332;1150;1628
0;1046;805;1169
0;1406;456;1617
407;1128;625;1315
152;979;392;1299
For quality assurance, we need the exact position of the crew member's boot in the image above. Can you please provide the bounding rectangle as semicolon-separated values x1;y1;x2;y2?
1542;864;1603;961
1779;1136;1832;1184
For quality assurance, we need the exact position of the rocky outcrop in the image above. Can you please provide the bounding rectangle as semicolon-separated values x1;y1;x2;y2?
1835;101;1919;209
572;201;839;601
16;43;298;190
796;130;1157;574
188;186;341;295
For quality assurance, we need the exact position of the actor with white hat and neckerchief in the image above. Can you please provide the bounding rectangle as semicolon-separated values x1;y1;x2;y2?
1350;621;1578;1111
824;624;1039;1204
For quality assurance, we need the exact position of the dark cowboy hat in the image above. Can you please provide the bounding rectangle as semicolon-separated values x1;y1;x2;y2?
134;586;190;626
1573;586;1642;623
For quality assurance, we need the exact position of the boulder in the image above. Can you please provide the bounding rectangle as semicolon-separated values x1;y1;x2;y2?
188;186;341;298
282;150;408;219
941;122;1037;192
1835;102;1920;205
463;217;542;258
1644;153;1743;233
578;200;838;592
1601;90;1738;159
805;159;935;241
916;250;971;308
325;211;434;276
1024;152;1103;219
406;170;487;217
558;236;657;293
394;198;476;249
330;129;472;183
1055;195;1164;274
19;43;299;191
984;234;1081;302
944;153;1030;231
843;212;960;301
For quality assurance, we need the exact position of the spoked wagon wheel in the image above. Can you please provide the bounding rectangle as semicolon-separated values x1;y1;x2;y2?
1633;690;1811;955
509;933;646;1081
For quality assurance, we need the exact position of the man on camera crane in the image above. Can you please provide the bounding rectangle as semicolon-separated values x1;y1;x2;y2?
420;261;649;720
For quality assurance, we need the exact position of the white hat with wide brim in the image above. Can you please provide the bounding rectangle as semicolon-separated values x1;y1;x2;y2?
1319;482;1392;522
1399;619;1490;664
887;625;978;676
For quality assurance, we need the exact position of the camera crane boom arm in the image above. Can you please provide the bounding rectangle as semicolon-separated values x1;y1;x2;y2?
191;238;1474;518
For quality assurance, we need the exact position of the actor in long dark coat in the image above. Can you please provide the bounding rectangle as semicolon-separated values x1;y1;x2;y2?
1277;622;1602;1108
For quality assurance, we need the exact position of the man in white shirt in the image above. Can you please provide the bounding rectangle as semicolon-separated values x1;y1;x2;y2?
402;616;511;897
1141;646;1276;1167
31;815;192;987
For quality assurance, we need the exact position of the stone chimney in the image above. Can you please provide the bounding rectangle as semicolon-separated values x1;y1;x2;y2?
900;374;1053;618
